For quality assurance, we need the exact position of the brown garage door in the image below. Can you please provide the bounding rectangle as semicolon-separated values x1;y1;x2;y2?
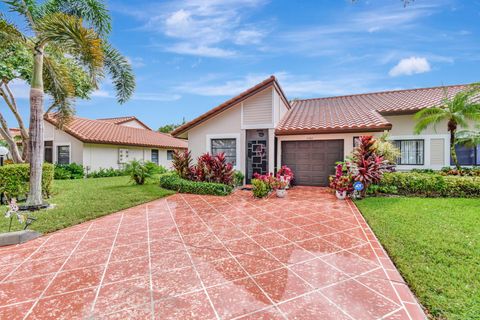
281;140;344;186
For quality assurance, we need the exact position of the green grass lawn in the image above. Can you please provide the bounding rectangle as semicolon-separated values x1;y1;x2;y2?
355;197;480;320
1;176;174;234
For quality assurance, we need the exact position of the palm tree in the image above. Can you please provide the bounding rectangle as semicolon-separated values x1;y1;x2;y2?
414;84;480;170
0;0;135;206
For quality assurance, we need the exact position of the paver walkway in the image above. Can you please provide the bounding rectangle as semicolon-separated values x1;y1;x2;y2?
0;187;426;319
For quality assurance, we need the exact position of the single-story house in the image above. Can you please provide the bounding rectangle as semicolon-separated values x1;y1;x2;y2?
172;76;479;186
44;114;187;173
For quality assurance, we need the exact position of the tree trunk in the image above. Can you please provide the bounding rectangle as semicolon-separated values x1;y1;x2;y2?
26;46;45;206
0;125;23;163
0;83;29;162
1;81;30;161
450;129;460;170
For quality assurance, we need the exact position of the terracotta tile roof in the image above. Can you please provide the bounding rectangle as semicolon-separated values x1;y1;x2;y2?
8;128;22;138
276;84;469;135
172;76;291;137
97;116;152;130
45;114;187;149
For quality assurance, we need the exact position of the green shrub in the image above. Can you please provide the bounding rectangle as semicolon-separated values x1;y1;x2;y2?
375;172;480;197
0;163;54;199
125;160;158;185
234;170;245;187
86;167;128;178
145;162;167;175
54;163;84;179
159;173;232;196
252;178;269;198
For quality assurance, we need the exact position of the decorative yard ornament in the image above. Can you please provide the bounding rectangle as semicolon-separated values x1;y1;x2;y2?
353;181;364;191
352;181;365;200
4;198;36;232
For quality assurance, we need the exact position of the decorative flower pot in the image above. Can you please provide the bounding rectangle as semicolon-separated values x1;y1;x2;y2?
335;190;347;200
276;189;287;198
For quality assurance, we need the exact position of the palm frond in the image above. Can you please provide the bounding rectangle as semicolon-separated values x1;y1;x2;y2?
2;0;40;26
39;0;111;36
43;54;75;104
456;129;480;147
413;112;445;134
103;43;135;104
0;13;28;44
35;13;104;84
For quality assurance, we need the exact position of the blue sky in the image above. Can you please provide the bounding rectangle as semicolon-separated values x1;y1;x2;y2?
3;0;480;130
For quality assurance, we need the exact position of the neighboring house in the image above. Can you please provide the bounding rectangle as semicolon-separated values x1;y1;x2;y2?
172;76;478;186
44;114;187;173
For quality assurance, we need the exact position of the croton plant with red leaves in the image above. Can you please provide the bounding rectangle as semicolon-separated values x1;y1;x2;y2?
351;136;387;195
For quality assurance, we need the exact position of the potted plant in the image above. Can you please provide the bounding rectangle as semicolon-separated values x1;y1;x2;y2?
274;179;288;198
277;166;294;189
329;164;353;200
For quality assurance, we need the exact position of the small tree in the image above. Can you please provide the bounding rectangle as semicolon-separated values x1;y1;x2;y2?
1;0;135;206
414;84;480;170
125;160;156;185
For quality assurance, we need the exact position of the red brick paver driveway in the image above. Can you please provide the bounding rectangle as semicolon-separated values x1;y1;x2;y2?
0;187;425;319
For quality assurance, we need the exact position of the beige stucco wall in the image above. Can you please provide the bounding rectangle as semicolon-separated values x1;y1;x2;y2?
273;88;289;126
385;114;449;135
188;104;244;172
44;121;84;164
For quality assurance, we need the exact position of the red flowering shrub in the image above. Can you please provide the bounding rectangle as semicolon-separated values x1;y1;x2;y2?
191;152;234;185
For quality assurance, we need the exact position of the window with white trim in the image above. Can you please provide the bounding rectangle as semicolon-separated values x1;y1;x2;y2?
393;140;424;165
151;149;159;165
167;150;174;160
57;145;70;164
211;138;236;165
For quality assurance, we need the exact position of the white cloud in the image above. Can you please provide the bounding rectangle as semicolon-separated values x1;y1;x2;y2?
389;56;431;77
92;89;181;102
165;43;235;58
133;0;269;57
233;29;265;45
126;57;146;68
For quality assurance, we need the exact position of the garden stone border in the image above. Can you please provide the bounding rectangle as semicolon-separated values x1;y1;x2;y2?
0;230;42;246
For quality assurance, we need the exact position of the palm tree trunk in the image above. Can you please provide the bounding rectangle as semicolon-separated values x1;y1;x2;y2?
450;129;460;170
26;46;45;206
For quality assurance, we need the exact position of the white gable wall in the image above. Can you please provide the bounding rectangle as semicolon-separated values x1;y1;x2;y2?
241;87;273;128
188;103;244;171
119;119;149;130
44;121;84;164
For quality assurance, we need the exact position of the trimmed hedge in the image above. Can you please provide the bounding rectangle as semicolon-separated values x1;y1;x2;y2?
372;172;480;197
0;163;54;199
159;173;233;196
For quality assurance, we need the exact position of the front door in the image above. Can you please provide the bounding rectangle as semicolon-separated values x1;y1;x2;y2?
246;129;268;183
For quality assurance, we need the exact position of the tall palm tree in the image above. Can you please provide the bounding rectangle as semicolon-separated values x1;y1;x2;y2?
0;0;135;206
414;84;480;170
